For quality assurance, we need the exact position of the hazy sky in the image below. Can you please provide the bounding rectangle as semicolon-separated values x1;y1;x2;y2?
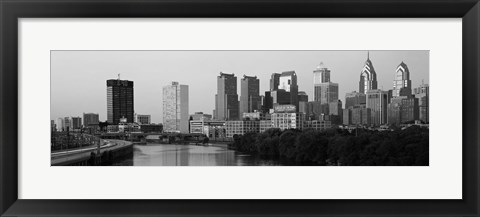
51;50;429;124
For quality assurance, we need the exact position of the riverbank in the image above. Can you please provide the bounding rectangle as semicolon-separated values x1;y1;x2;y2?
230;126;429;166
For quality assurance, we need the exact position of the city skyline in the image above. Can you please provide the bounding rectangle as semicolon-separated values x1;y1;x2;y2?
51;50;429;123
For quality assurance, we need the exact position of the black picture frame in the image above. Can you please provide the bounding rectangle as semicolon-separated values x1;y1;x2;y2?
1;0;479;216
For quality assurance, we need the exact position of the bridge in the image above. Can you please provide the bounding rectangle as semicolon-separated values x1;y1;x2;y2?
98;132;208;144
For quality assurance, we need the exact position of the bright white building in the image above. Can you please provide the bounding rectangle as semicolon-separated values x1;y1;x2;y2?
163;81;189;133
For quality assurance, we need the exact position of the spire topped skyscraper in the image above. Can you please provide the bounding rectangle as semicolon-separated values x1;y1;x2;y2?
359;52;378;94
392;61;412;97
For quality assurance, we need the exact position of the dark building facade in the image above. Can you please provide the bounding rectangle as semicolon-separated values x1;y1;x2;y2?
298;91;309;102
240;75;261;116
414;83;429;123
271;89;291;105
387;96;419;125
344;105;371;126
263;91;273;112
140;124;163;133
270;73;281;91
71;117;82;130
302;101;329;120
215;72;239;120
107;79;134;124
278;71;299;111
345;91;366;109
328;100;343;125
83;113;99;127
366;90;389;126
342;109;351;125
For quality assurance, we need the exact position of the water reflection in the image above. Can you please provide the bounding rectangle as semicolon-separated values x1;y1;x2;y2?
114;143;285;166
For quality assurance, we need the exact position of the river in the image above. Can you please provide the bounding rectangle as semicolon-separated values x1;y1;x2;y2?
113;143;286;166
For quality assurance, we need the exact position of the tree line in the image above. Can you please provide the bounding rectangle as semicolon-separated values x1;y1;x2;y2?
229;126;428;166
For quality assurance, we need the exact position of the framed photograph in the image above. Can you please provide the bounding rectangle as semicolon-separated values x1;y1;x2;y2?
1;0;479;216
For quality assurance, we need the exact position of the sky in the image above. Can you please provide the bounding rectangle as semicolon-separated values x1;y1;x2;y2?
51;50;429;124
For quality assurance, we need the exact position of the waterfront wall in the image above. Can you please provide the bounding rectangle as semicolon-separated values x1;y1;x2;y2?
52;140;133;166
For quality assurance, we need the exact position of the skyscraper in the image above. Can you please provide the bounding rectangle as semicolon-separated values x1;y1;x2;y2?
359;52;378;94
215;72;239;120
63;117;72;131
240;75;260;116
71;117;82;129
263;91;273;112
392;61;412;97
270;73;281;91
328;100;343;125
387;96;419;125
414;83;429;123
278;71;299;110
298;91;308;102
346;106;371;126
83;113;99;127
51;120;56;132
366;89;389;126
56;118;64;131
271;89;290;105
387;61;419;125
314;63;339;104
107;79;134;124
163;81;189;133
313;62;330;84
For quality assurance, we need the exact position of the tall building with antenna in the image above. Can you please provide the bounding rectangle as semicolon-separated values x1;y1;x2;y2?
106;75;134;124
359;52;378;94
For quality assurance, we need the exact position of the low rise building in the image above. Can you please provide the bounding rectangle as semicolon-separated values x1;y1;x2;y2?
242;111;265;120
140;124;163;133
260;120;273;133
107;125;119;133
189;120;226;138
271;112;305;130
270;104;305;130
119;122;141;133
134;114;151;125
190;112;213;121
304;120;331;131
225;120;260;138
